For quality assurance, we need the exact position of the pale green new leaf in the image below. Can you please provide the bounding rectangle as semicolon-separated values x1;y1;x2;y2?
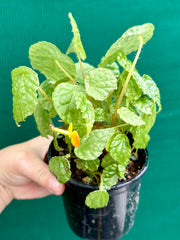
102;164;119;190
75;128;116;160
66;13;86;60
33;102;52;137
109;132;131;164
75;158;100;172
29;41;76;83
85;190;109;209
85;68;117;101
118;107;145;126
75;62;94;84
49;156;71;183
143;74;161;113
99;23;154;67
12;66;39;125
52;82;84;124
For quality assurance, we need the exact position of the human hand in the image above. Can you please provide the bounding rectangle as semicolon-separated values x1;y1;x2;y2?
0;136;65;214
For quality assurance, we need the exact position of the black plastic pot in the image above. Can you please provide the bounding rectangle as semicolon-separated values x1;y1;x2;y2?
48;143;149;240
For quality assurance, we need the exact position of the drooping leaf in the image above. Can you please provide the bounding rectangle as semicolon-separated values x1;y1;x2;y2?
75;62;94;84
66;13;86;60
52;82;84;124
109;132;131;164
75;158;100;172
133;96;155;115
102;164;119;190
12;66;39;125
85;190;109;209
143;74;161;113
85;68;117;101
33;102;52;137
99;23;154;67
49;156;71;183
29;41;76;83
75;128;116;160
118;107;145;126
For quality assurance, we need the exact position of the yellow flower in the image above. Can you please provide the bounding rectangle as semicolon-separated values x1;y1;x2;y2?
51;123;80;148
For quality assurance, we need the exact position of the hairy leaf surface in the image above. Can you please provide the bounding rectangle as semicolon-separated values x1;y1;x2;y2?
29;41;76;83
85;68;117;101
12;66;39;125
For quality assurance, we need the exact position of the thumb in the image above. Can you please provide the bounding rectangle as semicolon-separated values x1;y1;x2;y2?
17;151;65;195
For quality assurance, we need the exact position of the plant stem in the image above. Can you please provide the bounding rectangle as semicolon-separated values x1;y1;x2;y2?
55;60;78;85
76;50;85;81
111;36;143;126
38;86;53;105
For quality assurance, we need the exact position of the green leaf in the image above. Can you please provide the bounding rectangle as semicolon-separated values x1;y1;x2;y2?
118;164;126;178
85;68;117;101
109;132;131;164
75;62;94;84
75;92;95;134
120;71;142;102
143;74;162;113
75;128;116;160
52;82;84;124
29;41;76;83
94;108;106;122
12;66;39;125
85;190;109;209
49;156;71;183
33;102;52;137
75;158;100;172
66;13;86;60
101;153;116;168
133;96;155;115
99;23;154;67
131;102;156;148
105;62;120;78
38;80;56;117
118;107;145;126
102;164;119;190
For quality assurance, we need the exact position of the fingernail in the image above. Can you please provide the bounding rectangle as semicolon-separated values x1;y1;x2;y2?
48;177;64;195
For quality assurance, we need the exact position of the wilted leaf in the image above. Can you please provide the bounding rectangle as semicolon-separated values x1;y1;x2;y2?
99;23;154;67
66;13;86;60
12;66;39;125
29;41;76;83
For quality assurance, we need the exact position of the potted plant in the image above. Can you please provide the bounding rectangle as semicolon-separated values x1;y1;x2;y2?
12;13;161;240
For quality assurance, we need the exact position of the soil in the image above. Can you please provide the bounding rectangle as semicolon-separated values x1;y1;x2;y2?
48;134;146;186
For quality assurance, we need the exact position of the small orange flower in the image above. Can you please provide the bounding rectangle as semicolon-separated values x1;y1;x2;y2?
69;131;80;147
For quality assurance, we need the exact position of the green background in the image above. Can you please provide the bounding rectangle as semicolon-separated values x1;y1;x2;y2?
0;0;179;239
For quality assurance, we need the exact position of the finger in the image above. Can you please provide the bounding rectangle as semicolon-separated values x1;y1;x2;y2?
16;151;65;195
10;182;53;200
